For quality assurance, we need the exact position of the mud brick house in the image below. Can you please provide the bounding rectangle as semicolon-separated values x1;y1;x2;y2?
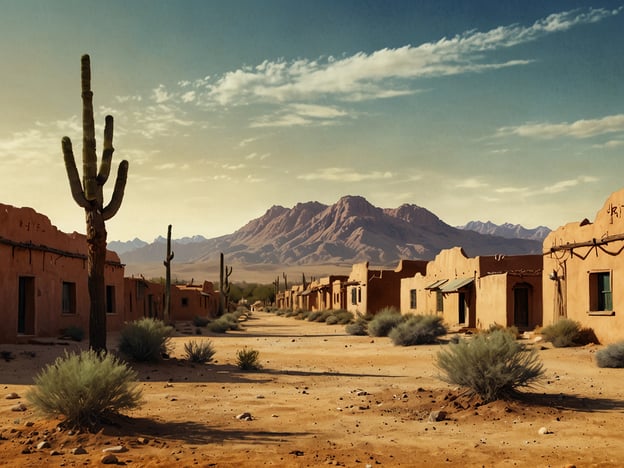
120;278;221;325
401;247;542;330
300;275;349;312
543;188;624;344
0;203;125;343
345;260;428;316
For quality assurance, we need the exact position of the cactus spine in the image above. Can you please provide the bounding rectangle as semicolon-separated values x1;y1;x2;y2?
163;224;174;323
61;54;129;352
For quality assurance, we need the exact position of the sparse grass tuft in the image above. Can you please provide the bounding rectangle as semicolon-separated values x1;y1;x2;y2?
184;340;216;363
236;347;262;371
540;319;596;348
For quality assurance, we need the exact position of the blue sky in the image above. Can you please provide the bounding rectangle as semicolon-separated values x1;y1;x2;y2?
1;1;623;241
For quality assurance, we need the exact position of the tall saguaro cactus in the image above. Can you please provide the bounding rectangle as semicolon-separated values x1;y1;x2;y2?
219;252;233;314
163;224;174;323
61;55;129;352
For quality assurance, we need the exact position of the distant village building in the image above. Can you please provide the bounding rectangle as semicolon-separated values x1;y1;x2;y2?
543;188;624;344
401;247;542;330
345;260;428;315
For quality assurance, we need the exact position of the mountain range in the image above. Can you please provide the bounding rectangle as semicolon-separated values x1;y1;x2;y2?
116;195;548;267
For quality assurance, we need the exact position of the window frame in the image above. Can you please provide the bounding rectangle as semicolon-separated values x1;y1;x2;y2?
588;270;614;316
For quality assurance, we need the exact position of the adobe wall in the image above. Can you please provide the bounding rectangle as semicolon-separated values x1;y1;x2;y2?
543;188;624;343
0;203;124;343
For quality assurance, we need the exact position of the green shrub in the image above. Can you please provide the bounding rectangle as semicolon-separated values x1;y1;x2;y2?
325;315;339;325
367;307;404;337
184;340;216;363
207;317;232;333
484;323;520;339
221;312;242;330
26;350;142;428
540;319;596;348
236;347;262;371
436;329;544;403
389;315;447;346
118;318;173;362
61;325;84;342
596;341;624;368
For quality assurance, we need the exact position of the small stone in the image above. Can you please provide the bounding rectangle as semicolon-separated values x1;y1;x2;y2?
25;421;34;427
101;453;118;464
71;446;88;455
37;441;51;450
137;437;148;445
538;427;552;435
428;410;447;422
236;412;253;421
11;403;27;412
50;450;63;456
256;394;265;399
6;392;20;399
21;447;31;454
102;445;128;453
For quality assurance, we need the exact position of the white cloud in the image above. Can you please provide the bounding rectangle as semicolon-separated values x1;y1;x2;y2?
497;114;624;139
592;139;624;149
152;85;172;104
200;7;619;106
222;163;246;170
297;167;393;182
541;176;598;194
457;178;489;189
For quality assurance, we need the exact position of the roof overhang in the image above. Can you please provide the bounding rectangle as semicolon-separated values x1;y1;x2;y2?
439;277;474;293
425;279;448;290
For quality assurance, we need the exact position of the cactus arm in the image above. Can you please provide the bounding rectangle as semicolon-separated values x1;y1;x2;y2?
62;136;90;209
97;115;114;185
102;160;129;221
81;54;98;201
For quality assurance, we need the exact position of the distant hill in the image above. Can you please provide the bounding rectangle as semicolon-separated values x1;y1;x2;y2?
457;221;551;241
118;196;542;267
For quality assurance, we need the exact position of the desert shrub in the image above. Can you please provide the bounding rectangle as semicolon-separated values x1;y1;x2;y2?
26;350;142;428
221;312;242;330
389;315;447;346
436;329;544;403
207;317;233;333
345;313;369;336
325;315;339;325
118;318;173;362
331;309;354;325
193;316;210;327
596;341;624;368
236;347;262;371
540;319;596;348
367;307;404;337
184;340;216;363
308;310;332;322
61;325;84;342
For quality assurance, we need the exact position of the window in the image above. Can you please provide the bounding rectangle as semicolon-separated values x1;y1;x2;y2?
351;288;357;305
409;289;417;309
106;286;116;314
62;282;76;314
181;297;189;307
436;291;444;312
589;271;613;313
358;287;362;303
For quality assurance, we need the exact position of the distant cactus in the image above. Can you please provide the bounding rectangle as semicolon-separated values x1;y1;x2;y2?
219;252;233;314
61;55;129;352
163;224;174;323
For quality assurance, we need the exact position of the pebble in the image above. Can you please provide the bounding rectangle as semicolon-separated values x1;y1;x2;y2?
538;427;552;435
236;412;253;421
11;403;27;412
101;453;118;464
5;392;20;400
71;446;88;455
37;441;51;450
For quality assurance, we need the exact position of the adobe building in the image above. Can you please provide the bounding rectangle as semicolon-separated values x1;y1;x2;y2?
543;188;624;344
0;203;125;343
401;247;542;330
302;275;349;312
123;278;220;323
345;260;428;316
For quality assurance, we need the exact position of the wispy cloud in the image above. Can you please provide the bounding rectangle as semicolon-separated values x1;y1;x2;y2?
593;139;624;149
297;167;393;182
199;7;619;107
250;103;349;127
541;176;598;194
457;178;489;189
497;114;624;139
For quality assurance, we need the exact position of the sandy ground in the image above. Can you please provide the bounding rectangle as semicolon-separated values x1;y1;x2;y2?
1;310;624;467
